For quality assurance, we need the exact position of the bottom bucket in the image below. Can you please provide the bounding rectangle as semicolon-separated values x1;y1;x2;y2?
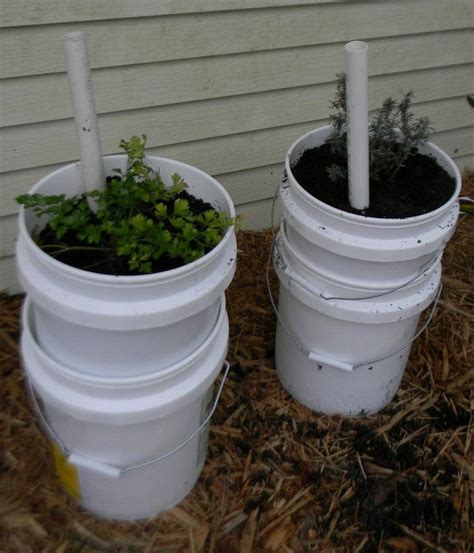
273;234;441;416
21;296;229;521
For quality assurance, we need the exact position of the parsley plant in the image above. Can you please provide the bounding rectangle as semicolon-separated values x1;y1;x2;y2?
17;136;234;274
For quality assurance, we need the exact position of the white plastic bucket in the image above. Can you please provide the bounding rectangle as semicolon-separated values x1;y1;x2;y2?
21;296;229;521
273;232;441;416
17;155;237;377
281;126;461;291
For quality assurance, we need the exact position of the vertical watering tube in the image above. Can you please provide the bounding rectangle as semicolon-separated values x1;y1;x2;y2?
345;41;369;211
64;32;104;209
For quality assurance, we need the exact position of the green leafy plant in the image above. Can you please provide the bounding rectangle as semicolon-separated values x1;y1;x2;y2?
17;136;234;275
325;73;432;184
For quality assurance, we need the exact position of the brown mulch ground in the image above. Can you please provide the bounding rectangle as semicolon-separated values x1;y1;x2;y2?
1;175;473;552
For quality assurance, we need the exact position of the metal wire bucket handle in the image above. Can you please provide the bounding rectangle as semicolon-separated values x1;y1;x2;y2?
319;247;443;301
26;360;230;475
269;268;442;372
267;174;443;372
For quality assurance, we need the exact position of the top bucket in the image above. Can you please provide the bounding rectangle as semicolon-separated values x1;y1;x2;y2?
17;155;237;377
281;126;461;293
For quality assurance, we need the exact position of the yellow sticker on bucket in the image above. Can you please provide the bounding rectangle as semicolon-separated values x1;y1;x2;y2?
51;443;80;500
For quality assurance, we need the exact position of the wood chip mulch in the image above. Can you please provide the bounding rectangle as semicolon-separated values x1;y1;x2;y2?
1;174;473;552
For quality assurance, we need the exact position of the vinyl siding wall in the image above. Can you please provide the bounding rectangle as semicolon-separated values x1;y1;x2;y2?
1;0;473;293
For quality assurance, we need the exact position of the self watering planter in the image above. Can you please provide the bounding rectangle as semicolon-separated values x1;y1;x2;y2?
272;125;461;416
21;296;229;521
17;155;237;377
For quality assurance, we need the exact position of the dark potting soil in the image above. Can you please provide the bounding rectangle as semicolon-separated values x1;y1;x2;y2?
291;143;456;218
37;189;219;276
343;421;456;548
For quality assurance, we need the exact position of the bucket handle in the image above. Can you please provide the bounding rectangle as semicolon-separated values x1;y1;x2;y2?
26;361;230;475
319;245;443;301
274;231;441;309
267;177;443;371
268;251;442;372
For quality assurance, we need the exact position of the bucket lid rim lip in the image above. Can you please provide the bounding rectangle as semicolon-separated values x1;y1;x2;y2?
23;295;227;388
274;236;442;322
18;155;236;285
285;125;462;225
276;264;441;323
278;223;439;293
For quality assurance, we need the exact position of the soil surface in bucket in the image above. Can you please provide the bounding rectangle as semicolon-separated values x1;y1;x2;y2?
291;143;456;218
36;189;221;276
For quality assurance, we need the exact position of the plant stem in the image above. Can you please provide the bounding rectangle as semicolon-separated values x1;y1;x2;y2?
43;245;110;257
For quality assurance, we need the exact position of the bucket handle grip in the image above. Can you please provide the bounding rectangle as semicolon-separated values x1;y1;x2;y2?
26;361;230;475
268;236;442;370
308;351;354;372
268;254;442;372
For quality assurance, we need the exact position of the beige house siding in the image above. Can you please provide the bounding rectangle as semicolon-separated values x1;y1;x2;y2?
1;0;473;293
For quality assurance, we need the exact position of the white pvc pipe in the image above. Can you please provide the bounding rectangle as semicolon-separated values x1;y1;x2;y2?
345;41;369;211
64;32;105;204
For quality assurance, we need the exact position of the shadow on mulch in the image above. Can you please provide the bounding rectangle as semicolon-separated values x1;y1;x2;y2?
1;174;473;552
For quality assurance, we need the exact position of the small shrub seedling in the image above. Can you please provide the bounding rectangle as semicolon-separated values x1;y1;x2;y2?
17;136;234;275
325;73;433;184
291;73;456;218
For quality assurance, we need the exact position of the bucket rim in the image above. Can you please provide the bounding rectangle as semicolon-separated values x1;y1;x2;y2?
22;294;226;389
274;234;442;324
278;221;439;295
285;125;462;225
19;155;236;286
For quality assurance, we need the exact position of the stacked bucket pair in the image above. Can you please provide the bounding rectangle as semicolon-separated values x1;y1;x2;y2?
17;155;237;520
274;126;461;416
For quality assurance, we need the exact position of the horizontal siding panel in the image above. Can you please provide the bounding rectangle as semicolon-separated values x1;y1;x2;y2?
433;127;474;160
2;126;472;257
0;256;18;294
1;86;343;172
2;37;472;125
413;98;471;134
455;154;474;172
1;215;17;257
219;163;283;206
0;122;319;217
0;0;346;27
237;197;276;230
1;3;472;78
1;87;471;174
1;92;472;217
